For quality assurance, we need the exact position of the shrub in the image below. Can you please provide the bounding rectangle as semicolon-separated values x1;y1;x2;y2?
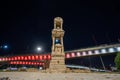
115;52;120;72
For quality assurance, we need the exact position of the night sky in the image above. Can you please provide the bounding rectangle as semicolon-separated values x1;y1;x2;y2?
0;0;120;55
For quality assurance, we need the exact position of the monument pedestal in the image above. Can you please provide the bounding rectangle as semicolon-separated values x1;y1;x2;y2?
49;54;66;72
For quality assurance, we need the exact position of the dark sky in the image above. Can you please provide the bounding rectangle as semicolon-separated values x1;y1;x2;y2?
0;0;120;55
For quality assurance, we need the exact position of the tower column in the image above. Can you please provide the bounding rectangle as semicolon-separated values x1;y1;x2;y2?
61;37;64;53
52;37;55;52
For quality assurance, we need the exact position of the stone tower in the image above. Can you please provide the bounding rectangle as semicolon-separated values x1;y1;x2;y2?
49;17;66;72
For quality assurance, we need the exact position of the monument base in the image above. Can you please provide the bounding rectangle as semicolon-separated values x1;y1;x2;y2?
49;54;66;73
43;68;91;73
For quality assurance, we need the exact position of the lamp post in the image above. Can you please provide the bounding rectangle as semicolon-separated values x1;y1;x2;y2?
36;46;42;69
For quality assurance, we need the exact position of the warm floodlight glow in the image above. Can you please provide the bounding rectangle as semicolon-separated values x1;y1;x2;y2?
32;56;35;60
43;55;47;60
39;55;42;60
77;52;80;56
25;56;27;60
48;55;51;60
66;54;70;58
14;57;17;60
28;56;31;60
71;53;75;57
35;55;39;60
2;58;5;61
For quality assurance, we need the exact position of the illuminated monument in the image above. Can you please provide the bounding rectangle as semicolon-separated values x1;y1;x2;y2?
49;17;66;72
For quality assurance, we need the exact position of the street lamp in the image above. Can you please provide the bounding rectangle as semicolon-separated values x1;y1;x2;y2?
36;46;42;53
37;47;42;51
0;45;8;49
3;45;8;49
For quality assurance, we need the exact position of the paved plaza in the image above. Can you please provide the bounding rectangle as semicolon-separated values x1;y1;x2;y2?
0;72;120;80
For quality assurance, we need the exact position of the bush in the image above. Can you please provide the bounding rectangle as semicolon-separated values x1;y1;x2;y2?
115;52;120;72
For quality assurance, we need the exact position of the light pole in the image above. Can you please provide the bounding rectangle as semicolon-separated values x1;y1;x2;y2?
36;46;42;69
